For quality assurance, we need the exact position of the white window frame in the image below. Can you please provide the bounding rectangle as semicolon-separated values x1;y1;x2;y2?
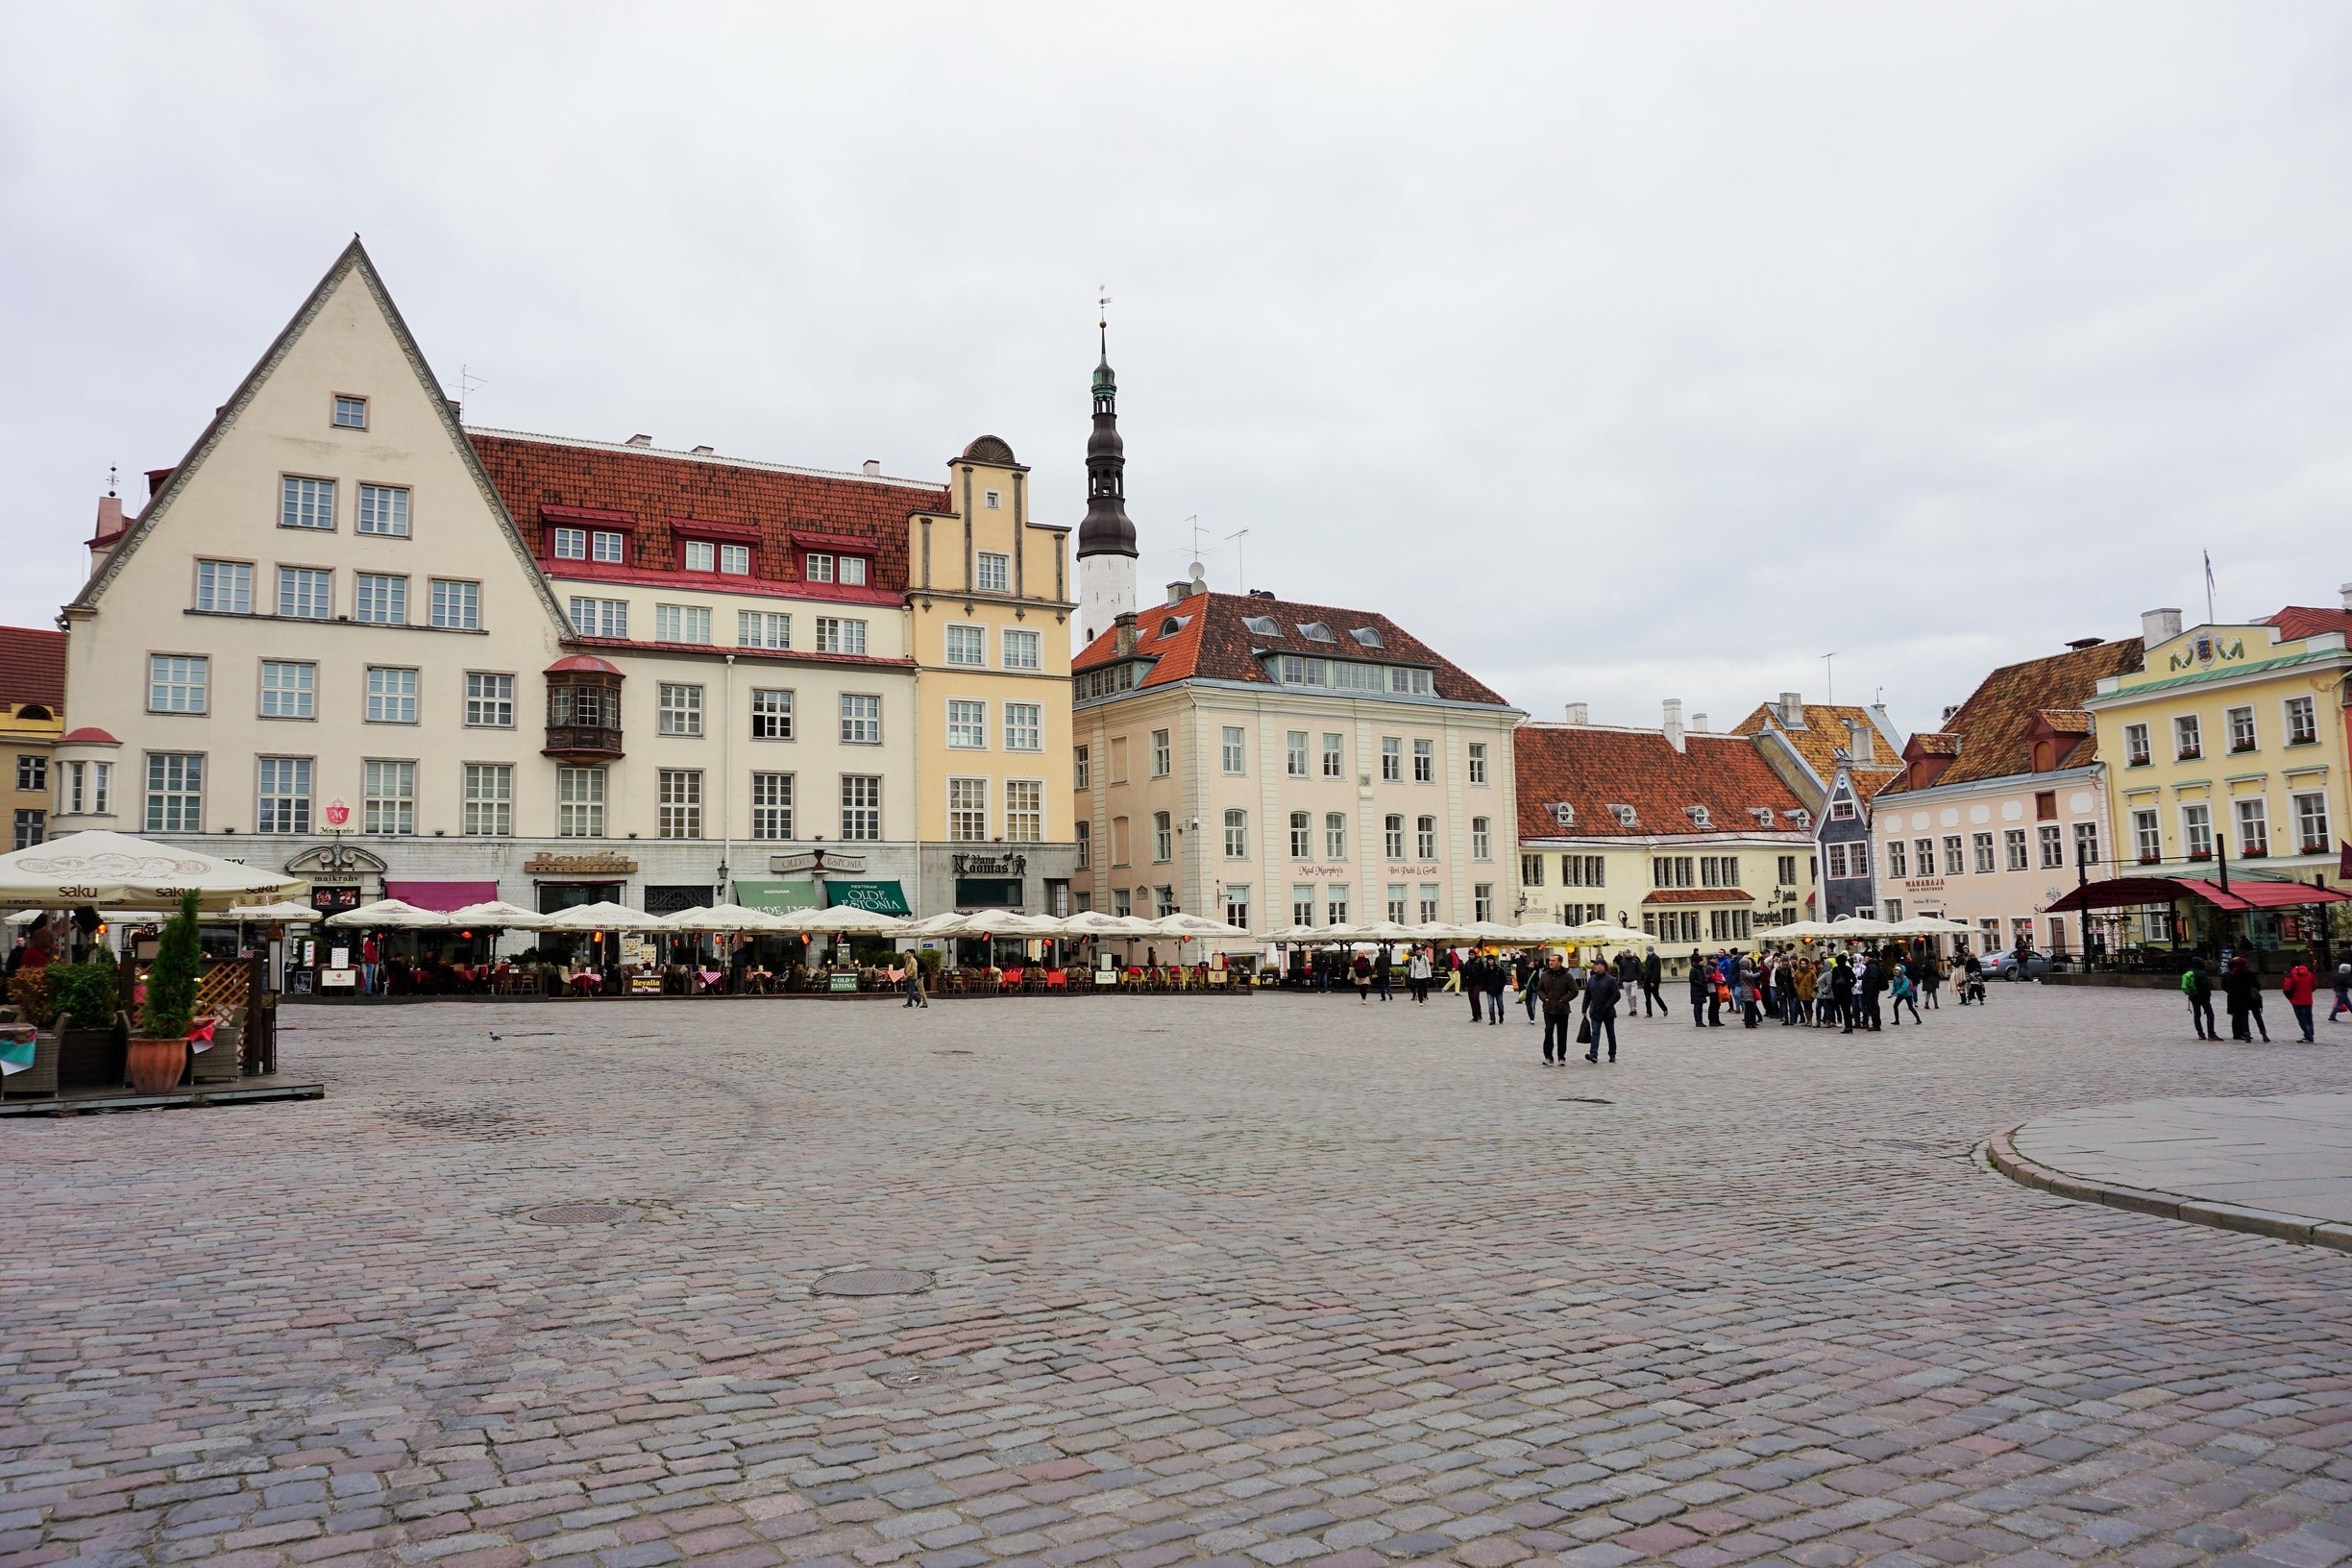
750;772;795;841
463;763;514;837
841;694;881;745
429;578;480;630
975;551;1010;592
949;776;990;844
279;566;333;621
557;766;606;837
658;682;705;736
356;483;410;537
144;752;204;833
841;774;882;840
947;698;988;749
465;672;515;728
657;769;704;839
1005;778;1043;844
945;624;988;667
281;475;335;531
1223;808;1249;859
816;617;867;654
364;666;419;725
255;756;312;835
750;687;794;741
1002;628;1041;672
1221;726;1246;775
258;660;313;720
362;759;416;836
354;572;407;625
1004;701;1042;752
195;559;254;615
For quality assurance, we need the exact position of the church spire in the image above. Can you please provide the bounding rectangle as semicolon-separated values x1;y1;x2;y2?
1077;292;1136;560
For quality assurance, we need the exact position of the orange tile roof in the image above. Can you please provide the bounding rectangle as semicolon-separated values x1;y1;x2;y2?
1074;593;1508;705
1514;725;1806;843
468;429;949;596
0;625;66;709
1879;637;2144;796
1731;701;1902;793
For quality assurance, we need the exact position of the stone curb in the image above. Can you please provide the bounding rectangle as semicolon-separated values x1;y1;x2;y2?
1987;1123;2352;1254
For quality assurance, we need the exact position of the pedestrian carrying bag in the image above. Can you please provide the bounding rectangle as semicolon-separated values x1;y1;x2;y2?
1576;1016;1592;1044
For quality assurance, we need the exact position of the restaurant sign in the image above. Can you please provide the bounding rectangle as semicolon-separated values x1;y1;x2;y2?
525;852;638;877
950;852;1027;878
827;879;913;916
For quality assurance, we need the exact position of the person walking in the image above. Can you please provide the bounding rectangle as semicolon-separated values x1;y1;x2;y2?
1517;950;1540;1023
2222;955;2267;1041
901;957;928;1008
1640;947;1663;1017
1919;952;1943;1009
1374;946;1393;1001
1830;955;1856;1034
1858;957;1887;1032
1793;957;1817;1024
2283;960;2317;1042
1482;953;1508;1025
1535;953;1580;1065
1583;959;1622;1063
1687;950;1710;1027
1442;948;1462;995
1461;951;1484;1021
1889;963;1922;1025
2181;958;2217;1040
2330;957;2352;1025
1352;950;1373;1003
1408;946;1432;1004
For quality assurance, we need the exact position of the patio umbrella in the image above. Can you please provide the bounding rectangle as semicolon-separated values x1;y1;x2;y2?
769;903;908;934
966;910;1068;937
1059;911;1160;939
326;898;452;929
1569;920;1654;945
0;828;306;912
1826;915;1894;938
1886;915;1974;935
1401;920;1474;943
652;903;788;933
444;899;550;930
537;900;660;932
1462;919;1545;944
1352;919;1419;943
225;900;320;923
898;912;980;938
1147;913;1254;940
1260;923;1329;943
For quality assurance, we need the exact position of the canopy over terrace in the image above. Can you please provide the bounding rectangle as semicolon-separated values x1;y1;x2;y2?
2043;876;2350;918
0;830;306;912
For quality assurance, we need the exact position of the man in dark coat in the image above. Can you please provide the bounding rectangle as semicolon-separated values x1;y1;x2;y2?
2221;955;2268;1041
2181;957;2217;1040
1857;958;1887;1032
1583;961;1623;1063
1640;948;1663;1016
1535;954;1580;1065
1830;956;1856;1033
1482;953;1509;1024
1687;950;1710;1027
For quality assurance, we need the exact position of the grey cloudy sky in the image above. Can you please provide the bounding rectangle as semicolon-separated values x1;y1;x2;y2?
6;4;2349;739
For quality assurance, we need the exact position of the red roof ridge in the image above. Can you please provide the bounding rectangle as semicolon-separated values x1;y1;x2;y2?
465;425;941;490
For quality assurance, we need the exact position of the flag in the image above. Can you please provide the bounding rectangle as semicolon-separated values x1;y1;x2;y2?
2204;550;2216;620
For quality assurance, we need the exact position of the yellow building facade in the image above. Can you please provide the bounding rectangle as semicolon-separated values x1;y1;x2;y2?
905;437;1079;916
2087;606;2352;906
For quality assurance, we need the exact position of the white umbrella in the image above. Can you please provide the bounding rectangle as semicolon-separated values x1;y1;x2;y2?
1401;920;1474;943
225;900;320;923
1059;911;1160;938
445;899;550;930
769;903;908;934
538;900;660;932
1148;913;1254;940
652;902;787;933
1886;915;1974;935
898;911;979;938
0;829;306;912
1570;920;1654;944
965;910;1067;937
1353;919;1418;943
1261;923;1330;943
326;897;451;929
1827;915;1894;938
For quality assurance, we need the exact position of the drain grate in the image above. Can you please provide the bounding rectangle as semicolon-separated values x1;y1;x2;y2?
525;1204;638;1226
814;1267;932;1296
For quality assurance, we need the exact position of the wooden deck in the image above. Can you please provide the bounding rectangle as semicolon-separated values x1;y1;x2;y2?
0;1075;325;1117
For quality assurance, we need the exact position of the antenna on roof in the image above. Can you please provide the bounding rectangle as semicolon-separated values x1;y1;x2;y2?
1226;527;1250;593
1821;651;1837;706
458;363;488;421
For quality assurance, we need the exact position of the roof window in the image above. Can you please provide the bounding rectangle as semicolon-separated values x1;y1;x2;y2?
1608;803;1638;827
1684;805;1712;828
1243;615;1282;638
1297;622;1335;643
1750;806;1776;827
1551;802;1576;828
1159;616;1188;638
1349;626;1384;649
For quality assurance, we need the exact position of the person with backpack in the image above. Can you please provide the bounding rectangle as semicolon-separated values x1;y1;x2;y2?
2283;960;2318;1042
2180;958;2217;1040
1351;949;1373;1003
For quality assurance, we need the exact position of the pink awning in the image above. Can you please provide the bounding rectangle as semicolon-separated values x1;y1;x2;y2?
385;880;500;912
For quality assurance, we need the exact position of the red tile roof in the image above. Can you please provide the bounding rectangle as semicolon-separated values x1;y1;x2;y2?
0;625;66;709
1072;592;1509;705
2266;605;2352;643
1642;888;1758;904
1514;726;1807;843
1879;637;2144;796
468;429;949;596
1731;702;1902;794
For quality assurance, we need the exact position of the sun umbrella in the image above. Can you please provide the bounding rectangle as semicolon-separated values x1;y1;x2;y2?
1059;911;1161;939
1826;915;1894;938
538;900;660;932
1148;913;1254;940
1401;920;1474;943
225;900;320;923
442;899;550;930
1885;915;1974;935
898;911;979;938
769;903;908;934
961;910;1067;937
326;898;452;929
0;828;306;912
652;903;788;933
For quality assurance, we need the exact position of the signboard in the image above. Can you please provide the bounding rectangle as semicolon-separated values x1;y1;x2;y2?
331;946;350;969
828;973;859;992
950;852;1028;878
827;880;912;916
323;799;350;828
525;852;639;876
319;968;355;989
770;850;867;876
310;885;362;913
735;877;822;913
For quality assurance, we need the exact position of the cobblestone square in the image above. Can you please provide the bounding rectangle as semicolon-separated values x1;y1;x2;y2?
6;987;2352;1568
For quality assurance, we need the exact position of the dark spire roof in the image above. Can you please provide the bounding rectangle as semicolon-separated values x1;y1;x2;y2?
1077;324;1137;558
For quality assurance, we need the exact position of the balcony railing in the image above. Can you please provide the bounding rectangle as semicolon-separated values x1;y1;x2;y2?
543;723;625;761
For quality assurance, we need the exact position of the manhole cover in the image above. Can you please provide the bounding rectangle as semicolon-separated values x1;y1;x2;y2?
525;1204;637;1226
814;1268;932;1296
877;1370;933;1387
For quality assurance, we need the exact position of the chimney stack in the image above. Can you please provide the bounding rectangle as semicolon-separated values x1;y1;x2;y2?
863;459;881;478
1691;713;1709;733
1845;718;1876;764
1662;698;1685;753
92;494;127;544
1562;701;1589;724
2142;606;2183;644
1778;691;1804;726
1114;610;1139;658
2340;582;2352;612
625;433;652;447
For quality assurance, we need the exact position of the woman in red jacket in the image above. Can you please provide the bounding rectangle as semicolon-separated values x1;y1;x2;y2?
2283;962;2318;1043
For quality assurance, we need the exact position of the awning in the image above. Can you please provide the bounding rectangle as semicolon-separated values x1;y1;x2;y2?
385;880;501;913
735;877;821;913
826;879;912;916
2043;875;2352;916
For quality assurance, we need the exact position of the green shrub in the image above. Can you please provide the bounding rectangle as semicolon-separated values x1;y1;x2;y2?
140;891;203;1039
46;950;120;1027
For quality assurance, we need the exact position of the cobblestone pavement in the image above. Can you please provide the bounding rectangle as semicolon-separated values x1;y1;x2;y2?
6;985;2352;1568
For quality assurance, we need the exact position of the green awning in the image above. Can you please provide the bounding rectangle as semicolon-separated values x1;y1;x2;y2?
827;879;912;916
735;877;821;913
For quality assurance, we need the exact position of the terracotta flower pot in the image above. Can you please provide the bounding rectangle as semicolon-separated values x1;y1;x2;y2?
126;1036;187;1095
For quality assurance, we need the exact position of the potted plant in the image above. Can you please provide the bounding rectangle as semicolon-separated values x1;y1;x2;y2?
128;891;202;1094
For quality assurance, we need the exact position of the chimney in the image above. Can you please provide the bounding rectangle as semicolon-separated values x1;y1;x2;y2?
1845;718;1875;764
625;433;652;448
92;494;128;544
2142;606;2182;644
1562;701;1589;724
1166;581;1187;606
1691;713;1709;733
1778;691;1804;727
1114;610;1139;658
863;459;881;478
1662;698;1685;753
690;445;715;455
2340;582;2352;612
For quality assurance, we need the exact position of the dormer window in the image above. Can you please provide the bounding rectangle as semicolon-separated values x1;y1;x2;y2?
1791;808;1812;829
1349;626;1385;649
1551;802;1576;828
1160;616;1188;638
1298;622;1335;643
806;552;834;583
1685;805;1712;828
1609;803;1637;828
1244;615;1281;638
1750;807;1776;827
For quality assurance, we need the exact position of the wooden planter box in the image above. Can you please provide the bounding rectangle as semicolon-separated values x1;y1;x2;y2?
57;1017;129;1090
